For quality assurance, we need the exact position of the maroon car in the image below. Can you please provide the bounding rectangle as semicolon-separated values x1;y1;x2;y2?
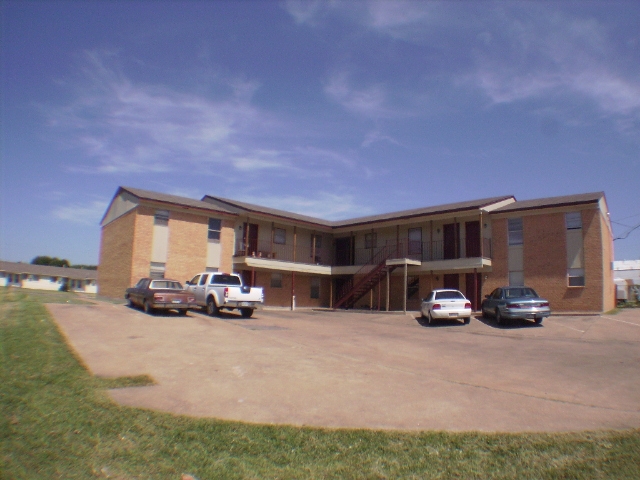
125;278;194;315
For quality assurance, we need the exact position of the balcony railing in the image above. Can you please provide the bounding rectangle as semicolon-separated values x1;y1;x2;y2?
234;237;491;267
234;239;333;266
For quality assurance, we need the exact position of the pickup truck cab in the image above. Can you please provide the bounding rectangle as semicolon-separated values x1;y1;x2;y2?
186;272;264;318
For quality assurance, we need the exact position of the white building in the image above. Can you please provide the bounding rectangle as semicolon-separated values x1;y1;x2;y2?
0;261;98;294
613;260;640;302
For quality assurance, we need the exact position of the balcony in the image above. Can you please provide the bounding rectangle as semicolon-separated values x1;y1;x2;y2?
234;237;491;269
353;237;492;265
234;239;332;266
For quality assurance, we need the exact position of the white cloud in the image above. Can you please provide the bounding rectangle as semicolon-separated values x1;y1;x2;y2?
240;191;373;220
324;71;390;118
53;200;109;226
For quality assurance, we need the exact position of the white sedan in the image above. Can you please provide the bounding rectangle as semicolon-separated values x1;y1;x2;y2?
420;289;472;325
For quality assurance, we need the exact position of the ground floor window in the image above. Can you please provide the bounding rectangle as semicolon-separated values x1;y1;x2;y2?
568;268;585;287
271;272;283;288
509;271;524;286
310;277;320;299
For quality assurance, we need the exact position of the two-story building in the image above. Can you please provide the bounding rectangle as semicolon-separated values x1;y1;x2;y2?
98;186;615;313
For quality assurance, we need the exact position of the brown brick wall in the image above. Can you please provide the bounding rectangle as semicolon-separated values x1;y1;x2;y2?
219;219;235;274
254;271;331;308
130;207;154;286
165;212;208;282
600;211;615;311
483;218;508;296
98;210;136;298
488;209;607;312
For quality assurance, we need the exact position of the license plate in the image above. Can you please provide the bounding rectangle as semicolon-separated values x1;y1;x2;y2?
172;300;182;304
449;312;458;316
239;302;249;307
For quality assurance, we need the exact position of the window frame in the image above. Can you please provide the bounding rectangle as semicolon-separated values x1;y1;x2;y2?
208;218;222;241
508;218;523;246
274;228;286;245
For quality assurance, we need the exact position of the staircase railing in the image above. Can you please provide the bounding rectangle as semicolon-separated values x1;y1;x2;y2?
334;246;394;309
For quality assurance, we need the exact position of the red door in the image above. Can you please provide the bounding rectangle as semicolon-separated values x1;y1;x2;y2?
465;272;482;311
443;273;459;290
243;223;259;256
465;221;481;258
443;223;460;259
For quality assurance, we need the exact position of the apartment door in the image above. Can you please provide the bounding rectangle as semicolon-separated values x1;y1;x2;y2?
408;227;422;258
335;237;352;266
443;273;459;290
465;272;482;311
465;221;481;258
443;223;460;259
243;223;259;256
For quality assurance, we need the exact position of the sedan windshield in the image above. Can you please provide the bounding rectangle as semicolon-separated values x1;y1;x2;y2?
150;281;183;290
435;290;465;300
504;288;538;298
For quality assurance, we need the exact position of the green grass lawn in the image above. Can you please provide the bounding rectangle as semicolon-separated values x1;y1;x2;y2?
1;289;639;479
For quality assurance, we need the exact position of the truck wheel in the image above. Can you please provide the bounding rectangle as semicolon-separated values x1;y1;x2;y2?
240;308;254;318
206;297;219;317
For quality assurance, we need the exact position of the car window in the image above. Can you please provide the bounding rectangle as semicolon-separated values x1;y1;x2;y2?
435;290;465;300
211;274;242;285
491;289;502;300
199;274;209;286
150;280;183;290
423;292;434;302
135;278;147;288
190;275;200;285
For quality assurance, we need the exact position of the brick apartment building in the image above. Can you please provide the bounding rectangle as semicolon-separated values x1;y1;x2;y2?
98;186;615;313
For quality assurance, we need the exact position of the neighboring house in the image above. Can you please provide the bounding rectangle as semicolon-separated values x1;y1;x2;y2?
99;186;615;313
613;260;640;302
0;261;98;293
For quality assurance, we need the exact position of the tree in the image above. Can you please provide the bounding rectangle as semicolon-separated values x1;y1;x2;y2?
31;256;70;268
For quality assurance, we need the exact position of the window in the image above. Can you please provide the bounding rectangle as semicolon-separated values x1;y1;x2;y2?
208;218;221;241
408;227;422;255
199;274;209;285
155;210;169;225
271;272;283;288
149;262;166;279
365;232;377;249
205;267;219;273
568;268;585;287
274;228;286;245
509;271;524;286
566;212;582;230
508;218;523;245
310;277;320;299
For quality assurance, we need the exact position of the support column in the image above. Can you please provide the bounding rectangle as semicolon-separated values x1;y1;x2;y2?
473;267;478;311
386;268;390;312
291;271;296;310
403;262;408;313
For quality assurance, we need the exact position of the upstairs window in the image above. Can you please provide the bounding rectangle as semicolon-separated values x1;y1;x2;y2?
566;212;582;230
208;218;221;241
508;218;523;245
310;234;322;249
154;210;169;225
365;233;377;249
274;228;286;245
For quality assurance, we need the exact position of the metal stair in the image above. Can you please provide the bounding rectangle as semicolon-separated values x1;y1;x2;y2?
334;247;398;309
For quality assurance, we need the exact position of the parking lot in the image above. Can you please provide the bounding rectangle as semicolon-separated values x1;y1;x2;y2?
48;302;640;432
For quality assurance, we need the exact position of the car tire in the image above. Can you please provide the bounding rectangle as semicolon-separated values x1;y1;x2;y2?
428;311;434;326
240;308;254;318
178;309;188;316
143;300;153;315
127;297;134;308
464;317;471;325
496;309;503;326
206;297;219;317
534;316;543;324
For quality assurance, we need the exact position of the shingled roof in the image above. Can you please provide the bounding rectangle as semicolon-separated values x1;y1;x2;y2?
120;186;235;214
493;192;605;213
0;261;97;280
202;194;516;229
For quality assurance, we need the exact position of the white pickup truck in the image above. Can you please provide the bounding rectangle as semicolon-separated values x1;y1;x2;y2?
186;272;263;318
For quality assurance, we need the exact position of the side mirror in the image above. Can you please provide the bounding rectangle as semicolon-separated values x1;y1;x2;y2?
185;281;191;286
484;294;490;298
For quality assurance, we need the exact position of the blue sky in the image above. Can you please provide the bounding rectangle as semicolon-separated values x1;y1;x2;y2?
1;0;639;265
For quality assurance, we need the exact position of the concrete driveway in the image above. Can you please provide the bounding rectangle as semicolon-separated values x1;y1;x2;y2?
48;303;640;432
